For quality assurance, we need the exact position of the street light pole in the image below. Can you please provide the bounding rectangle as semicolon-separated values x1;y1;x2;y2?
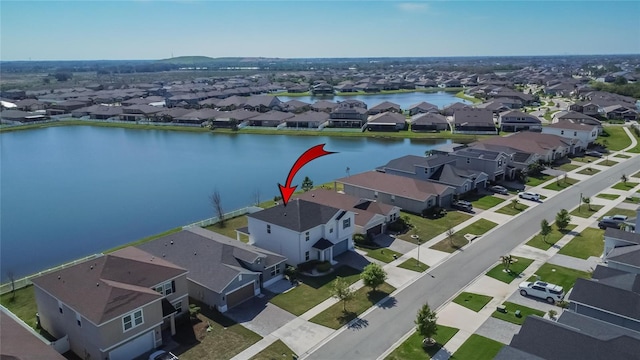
579;192;583;212
417;239;421;266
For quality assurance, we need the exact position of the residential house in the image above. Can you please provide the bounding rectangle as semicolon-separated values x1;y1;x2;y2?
216;96;247;111
210;109;259;128
603;105;638;121
410;113;449;132
174;108;221;125
365;112;407;131
442;102;470;116
541;122;598;152
569;101;601;116
285;111;329;129
407;101;439;116
449;147;512;181
31;247;189;360
475;101;512;116
0;308;66;360
282;99;311;113
0;109;49;122
310;100;339;113
367;101;402;115
247;199;355;265
242;95;282;113
311;83;334;95
89;105;123;120
329;102;368;128
336;171;455;214
120;105;164;122
603;227;640;274
498;110;542;132
452;108;498;134
295;189;400;237
470;131;577;163
47;100;91;115
138;227;286;313
247;110;294;127
554;111;602;133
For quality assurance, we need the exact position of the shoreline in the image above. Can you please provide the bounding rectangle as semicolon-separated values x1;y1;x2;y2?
272;87;463;97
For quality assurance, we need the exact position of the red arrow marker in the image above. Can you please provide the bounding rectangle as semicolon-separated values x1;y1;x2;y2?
278;144;337;206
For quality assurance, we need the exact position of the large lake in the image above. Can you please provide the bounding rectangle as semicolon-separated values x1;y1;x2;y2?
1;126;450;278
277;91;470;109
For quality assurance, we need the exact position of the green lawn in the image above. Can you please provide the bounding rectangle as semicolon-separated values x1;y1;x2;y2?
270;266;361;316
385;325;459;360
526;175;552;186
543;177;579;191
612;181;639;190
615;154;631;159
570;205;604;218
528;263;591;291
558;228;604;259
491;302;545;326
359;247;403;263
309;282;395;329
599;207;638;220
595;159;618;167
455;90;483;104
106;227;182;253
204;216;248;242
0;285;38;329
495;203;530;216
249;340;296;360
596;193;620;200
526;224;577;250
452;292;493;312
486;257;535;284
429;219;497;253
463;194;505;210
633;171;640;178
572;155;599;163
624;196;640;204
597;126;631;151
397;212;472;244
553;163;579;172
398;258;430;272
450;334;504;360
577;167;601;175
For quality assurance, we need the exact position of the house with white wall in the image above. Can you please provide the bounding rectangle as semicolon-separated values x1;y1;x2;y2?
247;199;355;265
541;122;598;152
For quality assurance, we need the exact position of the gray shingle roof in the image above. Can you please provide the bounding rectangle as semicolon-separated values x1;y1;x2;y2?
605;227;640;244
569;275;640;321
247;199;342;232
607;245;640;267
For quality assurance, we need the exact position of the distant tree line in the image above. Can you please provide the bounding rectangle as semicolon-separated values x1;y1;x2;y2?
591;81;640;99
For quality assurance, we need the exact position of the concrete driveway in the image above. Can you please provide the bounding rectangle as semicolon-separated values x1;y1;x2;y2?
224;294;296;337
374;234;417;254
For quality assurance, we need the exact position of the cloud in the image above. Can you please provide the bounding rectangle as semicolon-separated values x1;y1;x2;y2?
397;2;429;12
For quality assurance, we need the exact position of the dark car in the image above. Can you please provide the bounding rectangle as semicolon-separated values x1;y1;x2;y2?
598;218;623;230
452;200;473;212
585;151;602;158
489;185;509;195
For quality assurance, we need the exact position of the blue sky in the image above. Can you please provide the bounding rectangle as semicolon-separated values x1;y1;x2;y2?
1;0;638;60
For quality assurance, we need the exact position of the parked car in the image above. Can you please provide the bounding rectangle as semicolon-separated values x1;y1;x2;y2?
585;150;602;158
598;218;625;230
519;280;564;304
518;191;540;201
452;200;473;212
149;351;179;360
603;214;628;222
489;185;509;195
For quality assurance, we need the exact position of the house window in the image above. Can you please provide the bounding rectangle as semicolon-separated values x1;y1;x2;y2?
466;158;470;164
58;301;63;314
154;281;175;296
374;191;378;198
330;228;333;233
271;263;281;276
305;251;310;261
305;232;310;241
122;309;143;332
343;218;351;229
76;312;82;327
267;225;271;234
173;301;182;314
574;131;577;136
560;130;564;135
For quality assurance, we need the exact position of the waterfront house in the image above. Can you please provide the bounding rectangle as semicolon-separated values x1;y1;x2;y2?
367;101;402;115
31;247;189;360
285;111;329;129
242;95;283;113
282;99;312;113
329;102;368;128
498;110;542;132
310;100;339;113
120;104;164;122
407;101;439;116
174;108;221;125
89;105;123;120
247;199;355;265
442;102;471;116
365;112;407;131
410;113;449;132
449;147;512;181
452;108;498;134
247;110;294;127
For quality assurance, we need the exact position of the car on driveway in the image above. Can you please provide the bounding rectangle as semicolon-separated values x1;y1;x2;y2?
149;351;179;360
585;150;602;158
519;281;564;304
518;191;540;201
452;200;473;212
489;185;509;195
603;214;628;222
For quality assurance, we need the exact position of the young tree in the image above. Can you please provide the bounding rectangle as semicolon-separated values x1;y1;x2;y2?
582;196;592;211
555;209;571;232
446;225;456;247
210;189;225;228
331;276;354;311
511;198;520;209
7;271;16;301
251;188;261;206
621;174;629;185
540;219;552;245
415;303;438;347
500;254;518;273
301;176;314;192
360;263;387;292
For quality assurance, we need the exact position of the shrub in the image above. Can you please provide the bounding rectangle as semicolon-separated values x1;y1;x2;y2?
297;260;321;273
316;261;332;273
557;300;569;309
548;309;557;319
422;207;447;219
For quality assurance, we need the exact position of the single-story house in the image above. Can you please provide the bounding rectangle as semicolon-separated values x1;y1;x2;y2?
310;100;339;113
410;113;449;132
407;101;439;116
365;112;407;131
247;110;295;127
242;95;283;113
367;101;402;115
442;102;471;116
603;227;640;274
452;108;498;134
285;111;330;129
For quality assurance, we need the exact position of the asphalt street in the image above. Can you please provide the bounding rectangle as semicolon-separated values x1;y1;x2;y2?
304;155;640;360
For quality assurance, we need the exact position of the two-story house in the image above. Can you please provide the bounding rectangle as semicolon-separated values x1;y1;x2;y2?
31;247;189;360
498;110;542;132
449;147;512;181
541;122;598;152
329;102;368;128
247;199;355;265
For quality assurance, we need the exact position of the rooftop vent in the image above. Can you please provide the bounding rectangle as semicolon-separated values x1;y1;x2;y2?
170;240;174;245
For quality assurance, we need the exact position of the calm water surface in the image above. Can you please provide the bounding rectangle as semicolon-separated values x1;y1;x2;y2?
278;91;470;109
1;126;450;278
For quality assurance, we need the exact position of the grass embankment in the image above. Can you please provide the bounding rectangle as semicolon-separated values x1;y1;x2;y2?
455;90;482;104
597;126;631;151
105;227;182;253
486;257;535;284
0;120;210;134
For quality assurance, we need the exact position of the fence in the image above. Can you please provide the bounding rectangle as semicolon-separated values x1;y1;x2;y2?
0;254;104;295
182;206;263;229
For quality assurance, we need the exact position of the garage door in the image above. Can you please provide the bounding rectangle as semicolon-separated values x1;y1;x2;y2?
333;239;349;255
109;330;154;360
366;224;383;237
226;282;255;309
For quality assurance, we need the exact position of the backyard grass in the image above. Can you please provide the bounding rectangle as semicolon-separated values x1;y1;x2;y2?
525;224;577;250
599;207;638;221
491;301;545;326
204;216;248;242
385;325;459;360
596;193;620;200
270;266;361;316
359;247;403;263
526;175;552;186
595;159;618;167
486;257;535;284
570;205;604;218
597;126;631;151
176;300;262;360
105;227;182;253
495;203;530;216
624;196;640;204
455;90;482;104
465;194;505;210
452;292;493;312
0;285;38;329
543;177;579;191
577;167;600;175
612;181;639;190
450;334;504;360
615;154;631;159
249;340;296;360
553;163;579;172
397;258;430;272
558;228;604;259
309;282;395;329
397;212;472;244
429;219;498;253
528;263;591;291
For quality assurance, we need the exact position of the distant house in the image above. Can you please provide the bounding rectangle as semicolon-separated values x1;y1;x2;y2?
89;105;123;120
247;110;294;127
368;101;402;115
554;111;602;132
311;83;334;95
285;111;330;129
210;109;259;128
120;104;164;122
602;105;638;121
365;112;407;131
410;113;449;132
329;102;368;128
470;131;577;163
48;100;91;115
310;100;339;113
452;108;497;134
541;122;598;151
217;96;247;111
450;147;512;181
569;101;600;116
442;102;471;116
407;101;439;116
282;99;312;113
32;247;189;360
247;199;355;265
242;95;282;113
174;108;221;125
498;110;542;132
